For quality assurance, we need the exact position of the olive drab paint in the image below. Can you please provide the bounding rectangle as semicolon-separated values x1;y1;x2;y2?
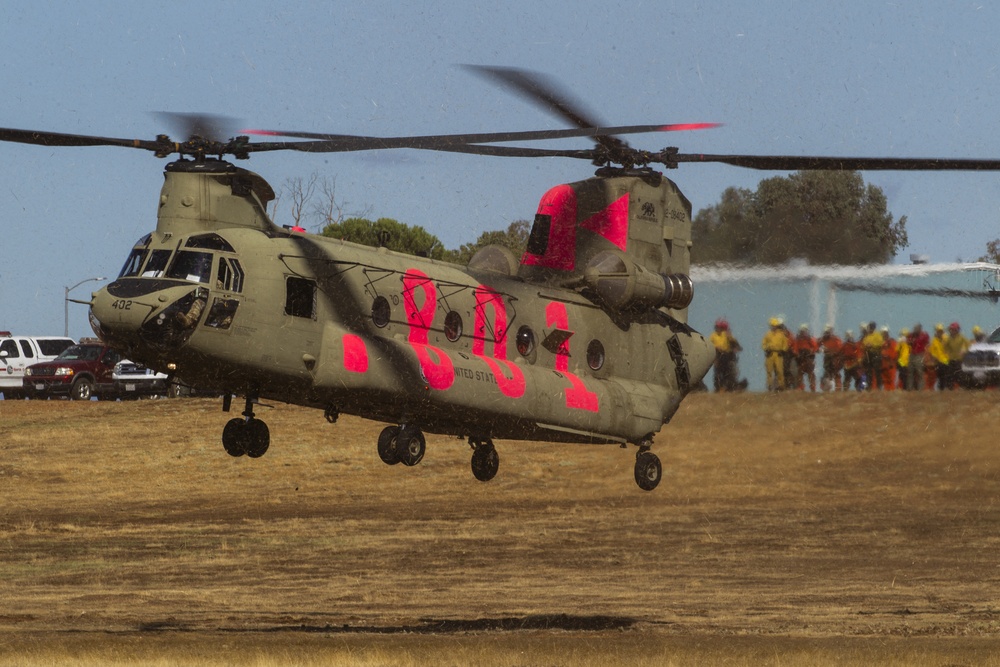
89;159;715;490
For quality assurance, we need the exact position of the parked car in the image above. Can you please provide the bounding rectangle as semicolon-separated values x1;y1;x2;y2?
113;360;170;399
961;325;1000;388
23;339;122;400
0;332;76;399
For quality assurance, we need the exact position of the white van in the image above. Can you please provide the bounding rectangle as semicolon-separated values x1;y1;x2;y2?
0;333;76;399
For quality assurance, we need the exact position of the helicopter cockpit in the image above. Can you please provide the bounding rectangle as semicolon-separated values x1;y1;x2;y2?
93;232;247;351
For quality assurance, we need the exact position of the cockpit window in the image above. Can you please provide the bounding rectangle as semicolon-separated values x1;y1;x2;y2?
119;248;148;278
142;249;173;278
186;234;235;252
167;251;213;284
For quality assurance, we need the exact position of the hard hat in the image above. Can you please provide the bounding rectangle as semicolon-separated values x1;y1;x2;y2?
935;323;945;331
900;328;909;336
823;324;833;332
973;325;983;335
949;321;960;331
715;318;728;330
881;325;889;333
846;329;854;338
769;317;780;327
799;323;809;331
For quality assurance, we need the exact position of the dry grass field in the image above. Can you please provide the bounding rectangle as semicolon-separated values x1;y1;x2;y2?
3;391;1000;665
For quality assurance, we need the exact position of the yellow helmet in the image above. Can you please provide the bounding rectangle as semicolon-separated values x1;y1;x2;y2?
769;317;780;327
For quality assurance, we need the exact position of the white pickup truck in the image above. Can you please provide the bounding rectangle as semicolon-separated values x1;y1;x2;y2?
0;332;76;399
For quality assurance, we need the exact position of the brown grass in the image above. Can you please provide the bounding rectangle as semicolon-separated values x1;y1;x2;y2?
3;391;1000;664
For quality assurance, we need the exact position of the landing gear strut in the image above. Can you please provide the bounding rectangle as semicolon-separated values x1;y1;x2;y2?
221;395;270;458
376;424;426;467
469;437;499;482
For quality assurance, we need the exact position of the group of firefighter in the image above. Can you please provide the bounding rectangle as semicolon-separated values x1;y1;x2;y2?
711;317;987;392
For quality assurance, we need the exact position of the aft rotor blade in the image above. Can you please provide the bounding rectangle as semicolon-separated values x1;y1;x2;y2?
831;282;1000;300
673;153;1000;171
463;65;638;159
463;65;603;132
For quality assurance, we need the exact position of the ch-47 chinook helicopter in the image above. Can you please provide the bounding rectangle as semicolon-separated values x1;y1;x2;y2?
7;66;1000;491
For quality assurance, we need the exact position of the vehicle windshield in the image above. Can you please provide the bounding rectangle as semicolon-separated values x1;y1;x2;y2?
56;345;102;361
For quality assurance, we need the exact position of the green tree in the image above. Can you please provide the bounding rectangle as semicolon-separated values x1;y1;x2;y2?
443;220;531;265
691;171;908;265
978;239;1000;264
321;217;446;259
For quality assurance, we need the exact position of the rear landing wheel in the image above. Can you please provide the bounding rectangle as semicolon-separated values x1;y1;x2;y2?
471;439;499;482
395;426;425;467
634;450;661;491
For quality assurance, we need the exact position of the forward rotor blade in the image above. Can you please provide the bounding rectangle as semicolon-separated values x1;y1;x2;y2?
153;112;240;143
242;123;720;151
0;127;162;151
673;153;1000;171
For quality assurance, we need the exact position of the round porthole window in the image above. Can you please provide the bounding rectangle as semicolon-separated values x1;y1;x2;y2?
444;311;463;342
516;326;535;356
371;296;390;327
587;339;605;370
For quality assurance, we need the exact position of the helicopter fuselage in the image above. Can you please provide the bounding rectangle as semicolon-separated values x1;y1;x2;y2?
90;159;714;450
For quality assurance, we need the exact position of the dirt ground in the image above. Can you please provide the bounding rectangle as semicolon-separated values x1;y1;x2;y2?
3;391;1000;664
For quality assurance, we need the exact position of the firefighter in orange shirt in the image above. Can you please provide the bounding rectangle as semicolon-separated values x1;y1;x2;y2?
819;325;843;391
879;325;898;391
842;330;863;391
795;324;819;391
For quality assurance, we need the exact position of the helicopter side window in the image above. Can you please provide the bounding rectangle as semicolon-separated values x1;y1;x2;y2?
285;277;316;319
166;251;213;284
215;258;245;293
119;248;148;278
141;249;173;278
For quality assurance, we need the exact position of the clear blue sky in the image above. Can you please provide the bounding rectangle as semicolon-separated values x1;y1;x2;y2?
2;1;999;339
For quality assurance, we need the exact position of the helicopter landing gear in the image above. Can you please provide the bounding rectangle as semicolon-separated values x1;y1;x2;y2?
633;443;661;492
469;437;499;482
376;425;425;467
221;396;270;458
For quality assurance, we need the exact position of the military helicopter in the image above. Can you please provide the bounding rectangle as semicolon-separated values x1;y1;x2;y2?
6;66;1000;491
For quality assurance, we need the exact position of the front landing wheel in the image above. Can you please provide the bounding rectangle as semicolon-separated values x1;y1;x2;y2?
634;450;662;491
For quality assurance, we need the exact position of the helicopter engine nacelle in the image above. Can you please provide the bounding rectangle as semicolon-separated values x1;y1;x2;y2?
583;250;693;312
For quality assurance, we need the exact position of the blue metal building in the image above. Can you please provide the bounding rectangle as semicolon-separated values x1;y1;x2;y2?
688;262;1000;391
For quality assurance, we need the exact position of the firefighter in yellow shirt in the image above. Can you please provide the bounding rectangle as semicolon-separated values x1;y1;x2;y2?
927;323;950;390
762;317;790;391
896;328;911;390
709;318;742;392
860;322;885;390
942;322;969;390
